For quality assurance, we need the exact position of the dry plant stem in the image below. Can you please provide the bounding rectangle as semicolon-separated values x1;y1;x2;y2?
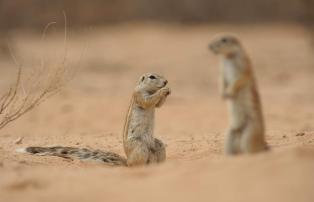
0;13;70;130
0;67;21;115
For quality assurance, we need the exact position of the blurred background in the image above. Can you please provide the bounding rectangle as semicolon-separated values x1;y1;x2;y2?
0;0;313;27
0;0;313;56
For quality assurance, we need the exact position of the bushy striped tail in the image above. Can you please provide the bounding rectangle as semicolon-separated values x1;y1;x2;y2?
17;146;126;166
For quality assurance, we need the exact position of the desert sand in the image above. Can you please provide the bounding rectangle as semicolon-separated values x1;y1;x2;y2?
0;24;314;202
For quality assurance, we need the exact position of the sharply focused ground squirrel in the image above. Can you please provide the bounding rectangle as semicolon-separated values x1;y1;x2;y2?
209;35;268;154
123;73;170;166
17;73;170;166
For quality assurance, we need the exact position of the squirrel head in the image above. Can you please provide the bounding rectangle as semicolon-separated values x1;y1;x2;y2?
136;73;168;93
209;35;244;57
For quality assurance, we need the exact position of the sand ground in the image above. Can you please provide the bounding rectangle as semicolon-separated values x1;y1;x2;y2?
0;24;314;202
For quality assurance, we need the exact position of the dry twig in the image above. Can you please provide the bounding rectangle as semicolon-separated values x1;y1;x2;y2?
0;12;73;130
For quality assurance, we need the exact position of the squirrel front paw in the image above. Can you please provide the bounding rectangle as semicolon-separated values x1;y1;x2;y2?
160;87;171;96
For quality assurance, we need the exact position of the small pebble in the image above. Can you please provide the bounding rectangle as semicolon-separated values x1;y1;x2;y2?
296;132;305;137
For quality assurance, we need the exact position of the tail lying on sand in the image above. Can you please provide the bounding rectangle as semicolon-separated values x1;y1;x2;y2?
17;146;126;166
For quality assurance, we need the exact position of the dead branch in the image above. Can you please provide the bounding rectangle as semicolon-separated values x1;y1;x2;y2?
0;13;73;130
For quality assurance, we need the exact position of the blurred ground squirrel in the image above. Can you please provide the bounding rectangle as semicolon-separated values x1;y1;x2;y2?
17;73;170;166
209;35;268;154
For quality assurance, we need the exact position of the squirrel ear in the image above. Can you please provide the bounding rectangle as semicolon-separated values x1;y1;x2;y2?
140;76;145;82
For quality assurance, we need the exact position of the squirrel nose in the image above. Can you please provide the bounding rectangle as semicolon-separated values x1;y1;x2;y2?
164;80;168;85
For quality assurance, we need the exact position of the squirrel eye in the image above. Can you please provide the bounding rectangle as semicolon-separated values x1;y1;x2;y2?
148;75;156;80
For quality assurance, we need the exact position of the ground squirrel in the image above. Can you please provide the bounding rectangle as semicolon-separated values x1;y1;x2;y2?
209;35;268;154
123;73;170;166
17;73;170;166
